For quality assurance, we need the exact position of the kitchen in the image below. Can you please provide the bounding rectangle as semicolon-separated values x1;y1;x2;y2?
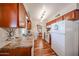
0;3;79;56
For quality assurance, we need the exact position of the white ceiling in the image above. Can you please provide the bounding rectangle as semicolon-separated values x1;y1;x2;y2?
24;3;70;22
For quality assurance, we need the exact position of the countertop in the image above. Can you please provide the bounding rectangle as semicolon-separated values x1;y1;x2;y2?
0;37;33;49
0;40;12;49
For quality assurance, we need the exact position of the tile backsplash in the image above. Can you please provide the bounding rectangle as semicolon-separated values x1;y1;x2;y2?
0;28;20;43
0;28;8;43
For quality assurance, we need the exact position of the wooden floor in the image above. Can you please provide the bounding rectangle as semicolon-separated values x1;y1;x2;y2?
34;34;57;56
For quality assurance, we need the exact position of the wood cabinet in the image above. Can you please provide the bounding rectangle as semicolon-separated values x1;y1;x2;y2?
0;4;2;23
46;9;79;26
0;3;30;28
64;10;79;21
0;4;18;27
19;3;26;28
63;11;75;20
75;9;79;20
46;16;63;26
0;47;32;56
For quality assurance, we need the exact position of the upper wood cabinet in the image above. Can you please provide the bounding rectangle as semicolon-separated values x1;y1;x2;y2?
0;4;2;24
46;9;79;26
75;9;79;20
19;4;32;28
46;16;63;26
0;3;18;27
63;11;75;20
19;3;26;28
0;3;30;28
63;10;79;21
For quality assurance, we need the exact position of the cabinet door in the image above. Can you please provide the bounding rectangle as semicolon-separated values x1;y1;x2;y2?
75;10;79;20
64;11;75;21
46;16;63;26
19;3;26;28
0;4;18;27
0;4;2;26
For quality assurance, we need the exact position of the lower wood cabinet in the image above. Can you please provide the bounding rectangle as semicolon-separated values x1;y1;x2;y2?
0;47;32;56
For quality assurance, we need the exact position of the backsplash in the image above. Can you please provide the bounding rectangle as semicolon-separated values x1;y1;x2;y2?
0;28;20;43
0;28;8;43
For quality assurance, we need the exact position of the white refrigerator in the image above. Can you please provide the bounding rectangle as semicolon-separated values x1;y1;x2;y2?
50;20;79;56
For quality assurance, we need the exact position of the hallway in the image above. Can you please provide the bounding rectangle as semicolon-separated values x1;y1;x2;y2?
34;33;57;56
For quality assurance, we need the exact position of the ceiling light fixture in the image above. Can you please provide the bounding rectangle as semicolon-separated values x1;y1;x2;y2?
39;5;47;22
40;10;46;22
